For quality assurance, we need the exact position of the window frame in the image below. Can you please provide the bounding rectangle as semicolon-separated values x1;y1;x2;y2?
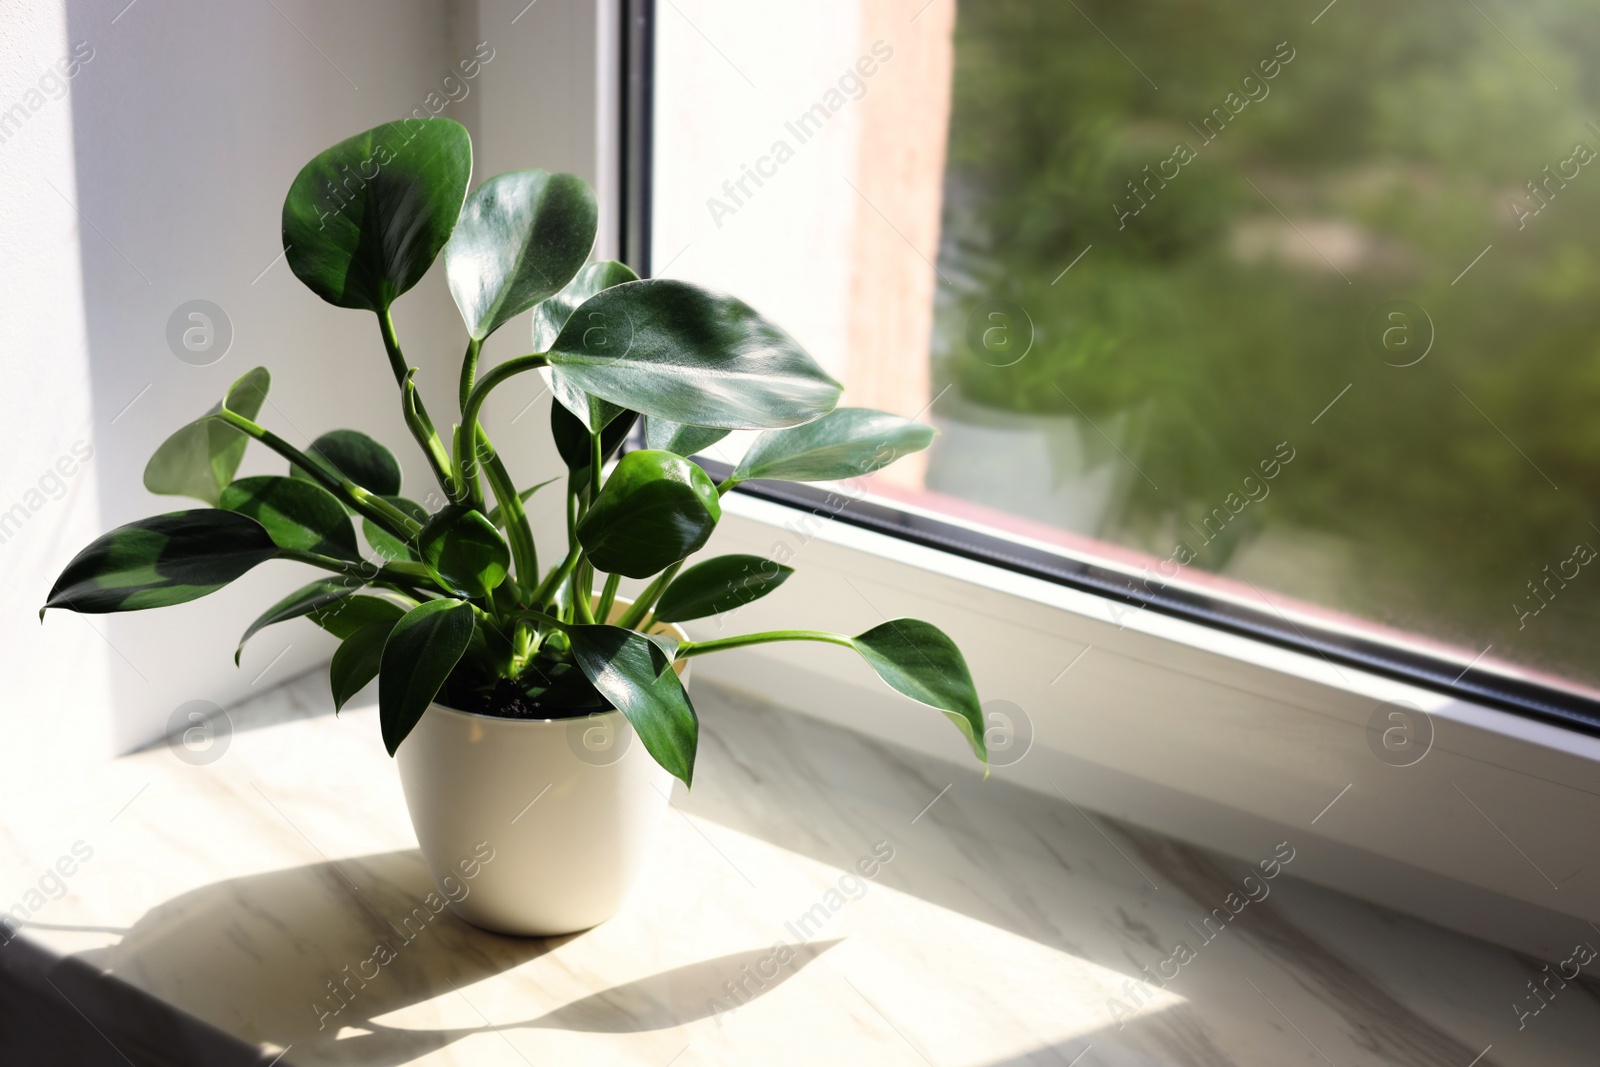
627;0;1600;956
623;0;1600;744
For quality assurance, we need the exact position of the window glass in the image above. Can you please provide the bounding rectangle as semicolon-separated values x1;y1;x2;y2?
655;1;1600;696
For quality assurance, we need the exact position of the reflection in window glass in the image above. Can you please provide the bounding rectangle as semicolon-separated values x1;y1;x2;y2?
655;1;1600;694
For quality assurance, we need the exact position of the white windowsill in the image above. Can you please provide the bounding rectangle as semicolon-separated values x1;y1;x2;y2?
683;491;1600;959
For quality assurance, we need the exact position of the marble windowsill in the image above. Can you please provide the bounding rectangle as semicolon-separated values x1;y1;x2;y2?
3;670;1597;1066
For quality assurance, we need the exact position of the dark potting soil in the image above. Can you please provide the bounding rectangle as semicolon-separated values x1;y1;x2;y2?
441;674;609;721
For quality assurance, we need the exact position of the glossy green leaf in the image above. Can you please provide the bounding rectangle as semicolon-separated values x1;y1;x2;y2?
533;261;641;432
282;117;472;312
307;593;411;639
290;429;402;497
551;401;638;482
643;631;681;673
643;417;731;458
446;170;598;340
576;450;721;579
546;279;842;429
485;477;558;529
236;576;364;663
220;476;359;558
417;504;509;597
143;367;271;506
531;261;640;349
379;598;475;754
734;408;935;484
568;624;698;786
653;554;794;623
43;510;279;617
853;620;987;762
362;496;429;561
331;619;397;711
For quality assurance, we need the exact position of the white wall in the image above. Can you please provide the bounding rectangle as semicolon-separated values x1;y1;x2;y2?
0;0;600;765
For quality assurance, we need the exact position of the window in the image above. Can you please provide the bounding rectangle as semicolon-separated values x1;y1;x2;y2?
653;1;1600;730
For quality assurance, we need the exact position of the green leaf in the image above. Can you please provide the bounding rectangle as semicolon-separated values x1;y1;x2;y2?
236;576;365;663
546;279;842;429
853;620;987;763
551;401;638;483
643;631;681;673
533;260;641;432
531;261;641;350
576;450;721;579
43;510;279;617
282;117;472;312
417;504;509;597
331;619;397;711
568;624;698;786
362;495;429;561
446;170;598;340
290;430;402;497
143;367;271;506
734;408;935;484
643;417;731;457
653;554;794;623
220;476;359;558
307;592;411;639
485;477;558;529
379;598;475;754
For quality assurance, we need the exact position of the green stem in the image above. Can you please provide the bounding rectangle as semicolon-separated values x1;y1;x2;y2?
212;409;418;542
453;424;485;511
532;541;581;610
376;306;409;388
278;547;441;596
477;428;538;590
455;338;489;512
596;572;621;622
715;475;742;496
615;560;682;630
378;309;458;500
459;337;482;415
458;353;549;485
502;608;570;634
675;630;856;659
571;559;596;624
589;429;603;504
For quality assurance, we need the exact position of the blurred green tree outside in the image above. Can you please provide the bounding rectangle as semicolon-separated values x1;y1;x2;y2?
933;0;1600;686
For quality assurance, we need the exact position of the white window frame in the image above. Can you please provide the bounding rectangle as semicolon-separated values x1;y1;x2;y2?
590;0;1600;959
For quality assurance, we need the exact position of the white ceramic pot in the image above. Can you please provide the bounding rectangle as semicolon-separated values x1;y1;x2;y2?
395;611;687;937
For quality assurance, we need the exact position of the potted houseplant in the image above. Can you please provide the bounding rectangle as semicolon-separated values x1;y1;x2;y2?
41;118;987;935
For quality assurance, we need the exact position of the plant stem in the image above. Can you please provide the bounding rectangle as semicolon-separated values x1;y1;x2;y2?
476;427;538;589
454;424;485;511
212;409;419;542
571;559;596;624
596;572;621;621
615;560;682;630
376;307;409;387
378;309;458;500
455;338;489;511
458;352;549;485
277;547;441;596
589;429;603;504
458;337;482;415
531;540;581;610
675;630;856;659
